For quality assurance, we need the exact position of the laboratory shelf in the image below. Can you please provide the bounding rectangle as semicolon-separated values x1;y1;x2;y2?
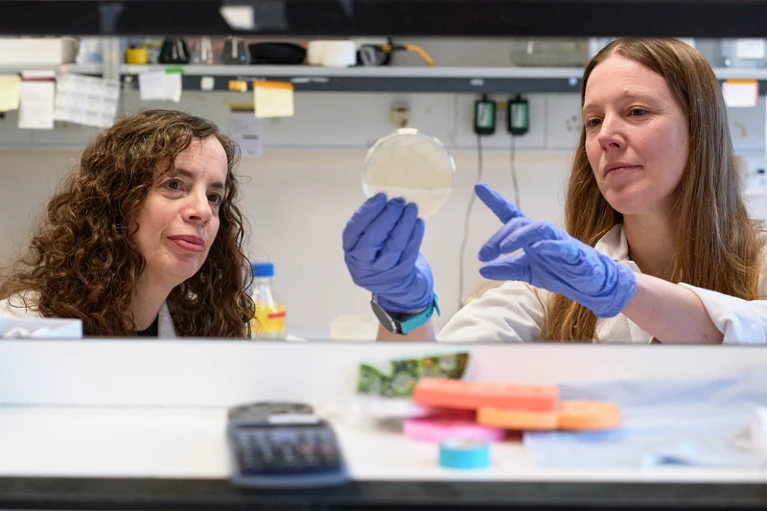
120;65;586;94
0;64;102;75
120;65;767;95
2;0;767;38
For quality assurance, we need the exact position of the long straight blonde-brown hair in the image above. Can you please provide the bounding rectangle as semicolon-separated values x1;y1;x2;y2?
542;38;765;342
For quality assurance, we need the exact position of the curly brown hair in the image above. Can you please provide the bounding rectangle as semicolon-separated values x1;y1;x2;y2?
0;109;254;337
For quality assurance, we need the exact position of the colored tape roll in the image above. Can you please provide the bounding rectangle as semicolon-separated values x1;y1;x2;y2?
413;378;559;412
557;400;623;431
477;407;559;431
405;415;505;443
438;439;490;469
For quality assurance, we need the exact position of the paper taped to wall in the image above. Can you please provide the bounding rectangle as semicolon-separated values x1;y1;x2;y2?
54;74;120;128
18;73;55;130
229;109;263;157
139;70;182;103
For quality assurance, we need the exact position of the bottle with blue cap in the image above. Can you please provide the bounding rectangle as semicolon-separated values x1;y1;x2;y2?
249;262;286;340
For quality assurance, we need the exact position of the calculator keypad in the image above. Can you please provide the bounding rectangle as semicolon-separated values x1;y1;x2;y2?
233;425;342;475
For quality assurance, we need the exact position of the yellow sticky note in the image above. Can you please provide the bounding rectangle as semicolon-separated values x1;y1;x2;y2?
0;75;21;113
253;81;294;118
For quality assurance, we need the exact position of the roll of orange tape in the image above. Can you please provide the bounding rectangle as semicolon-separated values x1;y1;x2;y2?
476;407;559;430
557;400;622;431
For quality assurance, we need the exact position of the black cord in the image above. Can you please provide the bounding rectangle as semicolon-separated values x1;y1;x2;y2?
510;134;520;208
457;134;484;310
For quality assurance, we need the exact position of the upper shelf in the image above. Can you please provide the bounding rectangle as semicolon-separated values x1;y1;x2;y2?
120;65;587;94
3;0;767;37
119;64;767;94
0;64;102;75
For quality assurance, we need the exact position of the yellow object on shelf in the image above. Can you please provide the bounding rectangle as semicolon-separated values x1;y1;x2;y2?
228;80;248;92
125;47;148;65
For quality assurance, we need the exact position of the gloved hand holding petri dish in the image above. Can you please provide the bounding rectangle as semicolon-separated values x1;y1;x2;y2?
362;128;456;219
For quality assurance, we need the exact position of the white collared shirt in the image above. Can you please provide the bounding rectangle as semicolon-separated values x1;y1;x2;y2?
437;224;767;345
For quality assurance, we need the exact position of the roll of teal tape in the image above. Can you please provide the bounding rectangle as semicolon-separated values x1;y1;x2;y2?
438;439;490;469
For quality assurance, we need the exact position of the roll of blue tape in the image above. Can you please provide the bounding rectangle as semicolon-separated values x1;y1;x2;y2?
439;438;490;469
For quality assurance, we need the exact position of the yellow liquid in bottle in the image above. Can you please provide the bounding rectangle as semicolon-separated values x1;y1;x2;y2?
251;302;286;340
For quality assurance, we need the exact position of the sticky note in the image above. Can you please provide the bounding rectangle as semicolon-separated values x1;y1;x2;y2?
0;75;21;112
253;81;294;118
722;80;759;108
139;71;182;103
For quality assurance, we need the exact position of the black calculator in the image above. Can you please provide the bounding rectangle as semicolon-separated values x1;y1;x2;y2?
226;402;350;489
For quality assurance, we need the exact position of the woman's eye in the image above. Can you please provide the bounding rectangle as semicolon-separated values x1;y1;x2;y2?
165;179;182;191
208;193;223;205
585;118;601;128
629;108;648;116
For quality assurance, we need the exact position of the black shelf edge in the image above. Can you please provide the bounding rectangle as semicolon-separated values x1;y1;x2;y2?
120;73;767;95
1;477;767;510
3;1;767;37
121;73;584;93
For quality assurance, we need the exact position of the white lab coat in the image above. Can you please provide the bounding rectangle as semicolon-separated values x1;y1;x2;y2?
0;292;178;338
438;224;767;345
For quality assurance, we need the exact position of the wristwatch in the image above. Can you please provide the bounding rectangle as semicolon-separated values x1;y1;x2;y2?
370;293;440;335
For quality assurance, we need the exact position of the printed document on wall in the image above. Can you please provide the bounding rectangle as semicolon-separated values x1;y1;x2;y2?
54;74;120;128
18;73;55;130
229;109;263;157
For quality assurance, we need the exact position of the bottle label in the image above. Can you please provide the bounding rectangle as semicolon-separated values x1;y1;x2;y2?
252;303;286;336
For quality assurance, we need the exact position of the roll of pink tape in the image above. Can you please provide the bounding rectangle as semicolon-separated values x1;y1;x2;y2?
404;416;505;443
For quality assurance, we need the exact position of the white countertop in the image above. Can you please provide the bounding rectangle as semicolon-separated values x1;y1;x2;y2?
1;406;764;484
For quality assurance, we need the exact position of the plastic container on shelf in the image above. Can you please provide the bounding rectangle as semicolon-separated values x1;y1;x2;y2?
510;38;589;67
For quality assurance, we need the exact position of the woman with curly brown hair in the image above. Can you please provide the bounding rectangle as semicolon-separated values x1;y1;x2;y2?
0;109;254;338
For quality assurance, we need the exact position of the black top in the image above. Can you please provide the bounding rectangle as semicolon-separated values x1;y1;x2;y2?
136;316;159;338
1;0;767;38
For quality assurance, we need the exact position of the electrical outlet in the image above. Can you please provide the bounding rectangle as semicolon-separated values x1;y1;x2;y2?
727;97;765;153
741;157;767;193
545;94;582;150
741;156;767;219
389;102;411;128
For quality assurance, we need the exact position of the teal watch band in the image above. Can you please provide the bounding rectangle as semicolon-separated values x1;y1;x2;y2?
370;293;441;335
399;293;441;335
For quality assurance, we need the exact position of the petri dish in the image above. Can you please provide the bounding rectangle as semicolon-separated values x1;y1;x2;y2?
362;128;456;219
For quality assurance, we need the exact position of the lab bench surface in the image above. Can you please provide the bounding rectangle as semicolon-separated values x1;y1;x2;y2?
1;343;766;510
0;477;766;510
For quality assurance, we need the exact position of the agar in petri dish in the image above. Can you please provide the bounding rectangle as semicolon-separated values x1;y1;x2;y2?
362;128;456;218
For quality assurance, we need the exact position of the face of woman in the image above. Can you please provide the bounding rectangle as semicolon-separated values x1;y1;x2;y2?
583;54;690;218
131;136;228;289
